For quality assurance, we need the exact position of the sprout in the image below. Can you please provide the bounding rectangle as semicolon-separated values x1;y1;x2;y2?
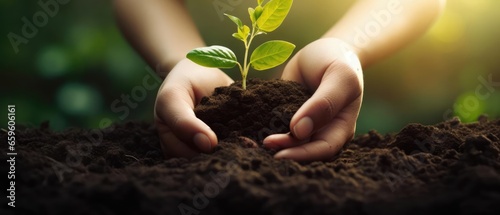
187;0;295;90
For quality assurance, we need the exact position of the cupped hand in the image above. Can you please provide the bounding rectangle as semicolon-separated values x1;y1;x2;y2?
155;59;234;158
263;38;364;162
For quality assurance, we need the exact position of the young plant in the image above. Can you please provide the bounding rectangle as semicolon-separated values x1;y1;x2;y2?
186;0;295;90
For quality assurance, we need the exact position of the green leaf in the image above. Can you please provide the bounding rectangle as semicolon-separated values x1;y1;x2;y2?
231;25;251;42
257;0;264;6
232;33;244;41
224;13;243;29
248;7;256;23
240;25;250;38
256;0;293;32
254;5;264;21
250;40;295;70
186;46;238;68
249;6;264;25
232;25;250;42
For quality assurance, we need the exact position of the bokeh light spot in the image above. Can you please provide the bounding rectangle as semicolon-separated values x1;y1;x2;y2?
37;46;69;78
105;45;140;84
57;82;103;116
453;91;486;122
461;0;490;11
429;10;465;45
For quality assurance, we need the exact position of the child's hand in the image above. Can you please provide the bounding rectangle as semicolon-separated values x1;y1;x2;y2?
155;59;233;158
263;38;364;162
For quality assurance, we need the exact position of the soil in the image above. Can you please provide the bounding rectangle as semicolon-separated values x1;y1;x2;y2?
195;79;311;146
2;79;500;215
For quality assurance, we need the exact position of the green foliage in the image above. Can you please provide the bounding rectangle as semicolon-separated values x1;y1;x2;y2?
250;40;295;70
256;0;293;32
186;0;295;89
186;46;238;68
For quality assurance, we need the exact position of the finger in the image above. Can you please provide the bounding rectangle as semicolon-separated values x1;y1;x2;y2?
274;108;357;162
290;62;362;140
157;123;200;158
155;84;217;153
262;133;309;150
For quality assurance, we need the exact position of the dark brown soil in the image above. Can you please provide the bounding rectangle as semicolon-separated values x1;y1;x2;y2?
195;79;311;146
1;79;500;215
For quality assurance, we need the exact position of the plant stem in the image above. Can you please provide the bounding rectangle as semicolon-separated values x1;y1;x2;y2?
241;24;258;90
242;41;249;90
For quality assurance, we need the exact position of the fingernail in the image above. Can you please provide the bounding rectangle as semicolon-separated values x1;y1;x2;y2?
262;139;273;149
193;133;211;152
262;137;272;145
293;117;313;140
274;150;290;160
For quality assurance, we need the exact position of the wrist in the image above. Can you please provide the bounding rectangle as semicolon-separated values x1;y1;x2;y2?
319;38;363;78
156;57;192;79
325;37;365;67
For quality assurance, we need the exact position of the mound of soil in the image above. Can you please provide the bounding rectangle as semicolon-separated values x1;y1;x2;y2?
195;79;311;145
1;79;500;214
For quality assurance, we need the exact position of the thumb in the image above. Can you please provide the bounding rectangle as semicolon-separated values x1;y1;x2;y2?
290;62;362;140
155;85;217;153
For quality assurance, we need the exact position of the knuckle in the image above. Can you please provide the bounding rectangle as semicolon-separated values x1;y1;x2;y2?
168;115;187;135
330;61;363;99
319;96;336;120
346;72;363;98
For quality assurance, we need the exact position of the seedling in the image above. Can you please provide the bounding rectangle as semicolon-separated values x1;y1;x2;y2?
186;0;295;90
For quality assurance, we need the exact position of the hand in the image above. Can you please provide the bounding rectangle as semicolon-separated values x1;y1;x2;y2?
155;59;234;158
263;38;364;162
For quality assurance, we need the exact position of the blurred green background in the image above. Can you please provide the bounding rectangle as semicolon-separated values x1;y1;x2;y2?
1;0;499;134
